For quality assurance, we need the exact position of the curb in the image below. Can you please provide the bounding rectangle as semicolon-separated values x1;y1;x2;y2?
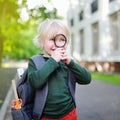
0;85;13;120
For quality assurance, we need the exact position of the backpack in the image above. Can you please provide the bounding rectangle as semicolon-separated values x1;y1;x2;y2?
11;55;45;120
11;54;76;120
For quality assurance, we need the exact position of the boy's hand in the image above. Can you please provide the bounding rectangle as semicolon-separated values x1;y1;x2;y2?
51;48;71;64
61;52;71;65
51;48;65;62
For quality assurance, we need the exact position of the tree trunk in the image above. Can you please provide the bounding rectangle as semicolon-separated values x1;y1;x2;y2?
0;38;3;67
0;0;7;67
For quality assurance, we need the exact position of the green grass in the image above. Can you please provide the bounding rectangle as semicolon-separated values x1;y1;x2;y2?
91;72;120;85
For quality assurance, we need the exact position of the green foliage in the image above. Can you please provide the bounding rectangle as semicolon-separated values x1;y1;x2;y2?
3;25;42;59
0;0;61;62
28;6;61;22
0;0;20;65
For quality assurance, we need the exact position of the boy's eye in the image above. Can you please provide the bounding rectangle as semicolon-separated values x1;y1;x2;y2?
49;39;54;41
49;37;55;40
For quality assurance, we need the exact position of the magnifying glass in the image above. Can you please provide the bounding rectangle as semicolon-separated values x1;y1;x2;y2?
53;34;67;48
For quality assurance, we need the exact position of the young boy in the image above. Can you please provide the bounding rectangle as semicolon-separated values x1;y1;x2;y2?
28;18;91;120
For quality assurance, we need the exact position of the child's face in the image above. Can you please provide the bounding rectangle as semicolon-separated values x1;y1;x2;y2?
43;29;68;57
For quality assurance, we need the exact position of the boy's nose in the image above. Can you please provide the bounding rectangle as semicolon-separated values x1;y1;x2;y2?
52;43;57;49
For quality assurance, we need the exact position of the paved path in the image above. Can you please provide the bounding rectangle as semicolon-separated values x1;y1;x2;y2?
76;80;120;120
3;80;120;120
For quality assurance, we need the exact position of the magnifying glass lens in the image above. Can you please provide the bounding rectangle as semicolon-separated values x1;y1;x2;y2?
54;34;67;48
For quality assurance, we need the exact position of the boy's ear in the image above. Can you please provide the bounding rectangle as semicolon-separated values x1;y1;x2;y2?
40;41;44;49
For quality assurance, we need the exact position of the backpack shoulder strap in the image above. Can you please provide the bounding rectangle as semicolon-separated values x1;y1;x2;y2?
30;55;48;119
68;69;76;102
30;54;45;69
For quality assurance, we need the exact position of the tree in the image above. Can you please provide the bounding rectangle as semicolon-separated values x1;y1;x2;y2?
0;0;61;66
0;0;19;66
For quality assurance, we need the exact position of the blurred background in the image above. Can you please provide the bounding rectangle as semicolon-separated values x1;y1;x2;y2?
68;0;120;73
0;0;120;119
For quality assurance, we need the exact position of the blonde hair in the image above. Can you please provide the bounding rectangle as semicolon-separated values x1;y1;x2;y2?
36;18;70;49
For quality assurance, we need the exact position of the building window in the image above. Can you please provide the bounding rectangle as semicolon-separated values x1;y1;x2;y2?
79;10;84;21
91;0;98;13
80;29;84;54
92;22;99;55
109;0;115;2
110;11;120;52
71;34;74;56
70;18;74;26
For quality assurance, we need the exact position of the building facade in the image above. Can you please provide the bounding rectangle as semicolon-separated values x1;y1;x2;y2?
67;0;120;72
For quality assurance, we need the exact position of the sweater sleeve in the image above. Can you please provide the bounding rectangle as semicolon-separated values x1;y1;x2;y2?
28;57;59;89
67;60;91;84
